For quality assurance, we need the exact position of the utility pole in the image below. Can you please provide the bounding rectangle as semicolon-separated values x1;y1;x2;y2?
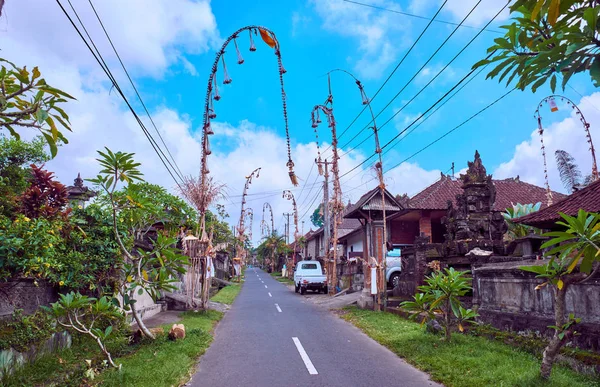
283;213;292;244
316;158;331;292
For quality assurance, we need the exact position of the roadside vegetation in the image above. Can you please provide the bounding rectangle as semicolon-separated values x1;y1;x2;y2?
211;284;242;305
3;311;223;387
341;307;598;387
270;271;294;285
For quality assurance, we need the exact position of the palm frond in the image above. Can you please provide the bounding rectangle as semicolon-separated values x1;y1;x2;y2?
555;150;582;193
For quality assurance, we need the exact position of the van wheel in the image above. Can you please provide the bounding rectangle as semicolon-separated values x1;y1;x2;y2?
300;287;306;295
295;283;299;293
389;272;401;289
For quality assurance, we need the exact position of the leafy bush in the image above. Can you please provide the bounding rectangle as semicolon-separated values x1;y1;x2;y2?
0;205;119;293
42;292;123;368
0;309;57;352
401;267;478;341
503;202;541;240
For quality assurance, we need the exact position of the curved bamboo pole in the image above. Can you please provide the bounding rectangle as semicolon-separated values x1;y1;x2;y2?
534;95;599;206
236;168;260;279
282;190;299;274
327;69;387;310
199;26;298;240
311;103;342;295
262;202;274;236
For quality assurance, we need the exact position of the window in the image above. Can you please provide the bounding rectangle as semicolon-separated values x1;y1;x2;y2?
350;246;354;252
301;263;318;270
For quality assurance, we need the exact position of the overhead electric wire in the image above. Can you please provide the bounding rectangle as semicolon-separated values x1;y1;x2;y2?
338;0;495;153
56;0;184;190
342;0;503;34
320;0;450;159
86;0;185;180
385;89;515;171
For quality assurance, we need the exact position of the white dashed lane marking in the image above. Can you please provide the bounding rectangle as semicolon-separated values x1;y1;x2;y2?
292;337;318;375
268;292;272;297
275;303;282;313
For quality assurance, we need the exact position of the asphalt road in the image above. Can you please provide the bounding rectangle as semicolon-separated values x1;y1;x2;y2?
188;268;441;387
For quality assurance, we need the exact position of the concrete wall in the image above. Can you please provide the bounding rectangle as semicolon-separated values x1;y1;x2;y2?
0;280;58;319
473;259;600;350
345;232;363;258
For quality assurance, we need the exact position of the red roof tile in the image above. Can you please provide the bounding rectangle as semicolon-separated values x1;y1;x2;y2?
409;175;565;212
515;179;600;228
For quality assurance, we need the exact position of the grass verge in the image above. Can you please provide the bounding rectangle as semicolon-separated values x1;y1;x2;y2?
4;310;228;386
270;271;294;285
211;284;242;305
341;307;599;387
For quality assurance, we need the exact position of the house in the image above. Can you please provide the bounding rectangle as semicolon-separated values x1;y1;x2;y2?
388;154;566;244
515;178;600;230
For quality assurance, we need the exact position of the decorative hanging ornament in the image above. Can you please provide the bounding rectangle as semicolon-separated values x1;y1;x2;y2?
213;76;221;101
233;38;244;64
222;57;232;84
205;122;214;135
208;98;217;119
317;161;323;176
259;28;277;48
249;29;256;52
316;109;322;124
205;139;212;155
548;97;558;112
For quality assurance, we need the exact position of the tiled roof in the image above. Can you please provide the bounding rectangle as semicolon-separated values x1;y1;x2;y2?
515;179;600;228
345;187;403;218
408;175;565;212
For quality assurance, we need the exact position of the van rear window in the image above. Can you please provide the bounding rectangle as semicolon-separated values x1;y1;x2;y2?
301;263;318;270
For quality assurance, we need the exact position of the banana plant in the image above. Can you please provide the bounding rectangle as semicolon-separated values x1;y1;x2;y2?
503;202;542;240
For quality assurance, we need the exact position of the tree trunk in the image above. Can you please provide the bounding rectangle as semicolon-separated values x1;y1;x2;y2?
540;286;567;379
444;298;451;341
130;290;155;340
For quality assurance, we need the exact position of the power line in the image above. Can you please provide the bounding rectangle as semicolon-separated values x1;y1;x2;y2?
321;0;451;158
86;0;185;180
342;0;503;34
386;89;515;171
338;0;496;153
56;0;184;190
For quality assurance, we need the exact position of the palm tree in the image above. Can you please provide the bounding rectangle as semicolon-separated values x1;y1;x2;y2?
257;232;287;273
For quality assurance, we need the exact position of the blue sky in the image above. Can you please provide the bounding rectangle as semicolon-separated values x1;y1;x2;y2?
2;0;600;243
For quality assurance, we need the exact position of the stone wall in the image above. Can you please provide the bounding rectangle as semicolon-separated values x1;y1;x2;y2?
473;259;600;350
0;280;58;319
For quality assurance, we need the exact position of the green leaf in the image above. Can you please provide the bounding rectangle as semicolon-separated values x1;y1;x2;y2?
35;109;49;125
550;74;557;92
590;57;600;87
42;132;58;158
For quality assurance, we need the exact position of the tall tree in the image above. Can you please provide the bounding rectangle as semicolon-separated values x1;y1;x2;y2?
473;0;600;92
555;149;584;192
0;59;74;156
310;205;324;228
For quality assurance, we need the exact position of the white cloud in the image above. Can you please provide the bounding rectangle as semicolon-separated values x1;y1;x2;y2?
1;0;219;78
416;64;456;86
291;11;311;37
310;0;411;79
409;0;510;27
494;93;600;194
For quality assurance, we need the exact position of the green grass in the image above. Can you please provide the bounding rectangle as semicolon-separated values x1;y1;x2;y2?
341;307;599;387
270;271;294;285
211;284;242;305
3;311;224;387
99;310;222;386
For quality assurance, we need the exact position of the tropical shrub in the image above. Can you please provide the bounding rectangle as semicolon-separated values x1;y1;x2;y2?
0;309;57;352
88;148;190;339
520;210;600;379
503;202;542;240
0;136;49;218
20;164;68;220
42;292;123;368
401;268;478;341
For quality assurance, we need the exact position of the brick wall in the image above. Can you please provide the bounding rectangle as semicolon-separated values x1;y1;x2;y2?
390;220;419;244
